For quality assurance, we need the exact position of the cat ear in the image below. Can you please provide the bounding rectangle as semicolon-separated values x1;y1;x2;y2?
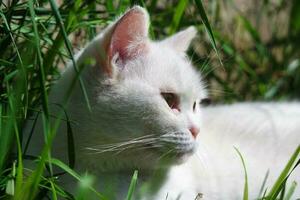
95;6;149;77
161;26;197;52
109;6;149;61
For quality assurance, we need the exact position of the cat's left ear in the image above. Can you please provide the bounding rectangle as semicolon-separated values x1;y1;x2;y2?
161;26;197;52
94;6;150;78
108;6;150;63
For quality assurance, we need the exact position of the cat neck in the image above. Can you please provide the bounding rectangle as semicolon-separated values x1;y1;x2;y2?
94;165;169;199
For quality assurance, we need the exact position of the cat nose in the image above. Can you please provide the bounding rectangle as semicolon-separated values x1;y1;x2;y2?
189;126;199;139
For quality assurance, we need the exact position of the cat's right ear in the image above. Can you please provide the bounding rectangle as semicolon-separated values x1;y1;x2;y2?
93;6;150;78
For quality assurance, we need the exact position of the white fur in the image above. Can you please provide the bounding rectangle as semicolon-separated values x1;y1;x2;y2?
25;6;300;200
154;103;300;199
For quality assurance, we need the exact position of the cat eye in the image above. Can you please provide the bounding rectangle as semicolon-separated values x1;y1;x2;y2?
200;98;212;106
161;92;180;111
193;101;197;112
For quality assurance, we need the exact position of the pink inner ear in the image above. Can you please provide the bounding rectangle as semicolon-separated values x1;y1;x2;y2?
109;8;148;62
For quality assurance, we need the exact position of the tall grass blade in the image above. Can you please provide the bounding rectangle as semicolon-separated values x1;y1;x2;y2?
289;0;300;35
5;161;16;196
194;0;222;66
239;15;261;43
258;170;269;198
234;147;249;200
50;180;58;200
0;104;2;137
0;9;27;175
0;100;14;173
47;158;107;200
284;181;297;200
126;170;138;200
267;145;300;199
6;80;24;196
55;104;76;169
19;2;55;199
278;183;286;200
23;111;40;155
28;0;49;118
48;0;91;111
169;0;188;34
0;8;28;117
66;117;75;169
106;0;115;12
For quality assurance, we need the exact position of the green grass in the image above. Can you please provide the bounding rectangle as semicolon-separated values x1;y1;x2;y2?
235;147;249;200
0;0;300;199
235;146;300;200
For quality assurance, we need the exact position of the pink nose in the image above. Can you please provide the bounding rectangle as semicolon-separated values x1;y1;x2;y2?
189;126;199;139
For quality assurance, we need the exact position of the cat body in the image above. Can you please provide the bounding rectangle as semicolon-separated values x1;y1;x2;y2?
155;103;300;199
25;6;300;200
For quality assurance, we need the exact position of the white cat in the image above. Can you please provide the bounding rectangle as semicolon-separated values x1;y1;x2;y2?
26;6;300;200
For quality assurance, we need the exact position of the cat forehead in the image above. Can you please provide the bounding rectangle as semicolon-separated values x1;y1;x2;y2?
121;44;206;98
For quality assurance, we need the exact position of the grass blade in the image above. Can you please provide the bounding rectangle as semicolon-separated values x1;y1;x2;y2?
169;0;188;34
284;181;297;200
0;8;28;117
267;145;300;199
194;0;222;65
50;180;58;200
23;111;40;155
105;0;115;12
5;161;16;196
47;158;107;200
238;15;261;43
54;104;75;169
258;170;269;198
5;79;24;197
234;147;249;200
48;0;91;111
19;2;54;199
66;114;75;169
0;104;2;137
126;170;138;200
28;0;49;119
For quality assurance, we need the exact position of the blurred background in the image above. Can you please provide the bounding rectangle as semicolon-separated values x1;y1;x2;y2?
0;0;300;198
190;0;300;102
1;0;300;105
147;0;300;102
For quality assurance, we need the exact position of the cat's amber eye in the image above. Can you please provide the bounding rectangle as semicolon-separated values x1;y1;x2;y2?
200;98;212;106
161;92;180;111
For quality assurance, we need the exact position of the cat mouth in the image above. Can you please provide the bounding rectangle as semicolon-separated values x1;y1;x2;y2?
174;150;195;161
160;135;196;157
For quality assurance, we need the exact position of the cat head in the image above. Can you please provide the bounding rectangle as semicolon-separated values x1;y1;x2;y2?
78;6;208;169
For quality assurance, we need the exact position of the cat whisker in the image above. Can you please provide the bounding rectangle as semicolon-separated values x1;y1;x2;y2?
87;138;156;150
88;134;157;149
85;137;161;154
114;142;163;155
194;143;210;172
114;141;156;153
194;151;208;172
161;131;184;137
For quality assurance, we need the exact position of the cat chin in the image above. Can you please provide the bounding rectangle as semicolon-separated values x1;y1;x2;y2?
172;150;195;164
154;148;196;167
